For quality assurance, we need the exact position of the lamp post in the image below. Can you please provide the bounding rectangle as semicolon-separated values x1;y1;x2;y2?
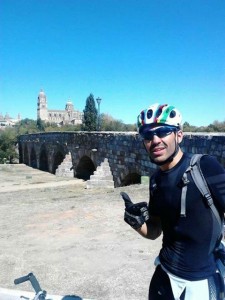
96;97;102;131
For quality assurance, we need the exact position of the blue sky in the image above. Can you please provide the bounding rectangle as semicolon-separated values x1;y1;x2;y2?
0;0;224;126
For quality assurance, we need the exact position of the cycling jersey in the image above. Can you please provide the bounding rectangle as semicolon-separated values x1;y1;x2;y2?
149;153;225;280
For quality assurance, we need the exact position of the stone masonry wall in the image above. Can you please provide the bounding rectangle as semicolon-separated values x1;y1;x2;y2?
18;132;225;187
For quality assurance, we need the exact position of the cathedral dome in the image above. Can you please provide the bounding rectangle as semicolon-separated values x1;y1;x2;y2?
65;100;74;111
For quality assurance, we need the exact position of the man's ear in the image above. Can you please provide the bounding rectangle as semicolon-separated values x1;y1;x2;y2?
177;130;183;144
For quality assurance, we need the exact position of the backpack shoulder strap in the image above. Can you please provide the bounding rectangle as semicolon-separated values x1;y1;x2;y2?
180;155;193;217
189;154;222;229
181;154;204;217
181;154;223;226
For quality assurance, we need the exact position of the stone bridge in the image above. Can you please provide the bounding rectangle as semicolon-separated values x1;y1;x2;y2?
18;132;225;188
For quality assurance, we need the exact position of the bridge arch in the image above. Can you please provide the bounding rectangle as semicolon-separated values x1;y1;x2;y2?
121;172;141;186
23;144;29;165
51;144;68;174
18;143;23;163
75;155;96;181
30;147;37;168
118;163;143;187
39;144;49;172
52;151;65;174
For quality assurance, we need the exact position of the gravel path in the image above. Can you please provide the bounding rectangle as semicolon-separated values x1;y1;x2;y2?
0;164;161;300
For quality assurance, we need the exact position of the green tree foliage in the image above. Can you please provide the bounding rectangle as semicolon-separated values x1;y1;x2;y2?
209;120;225;132
183;120;225;132
0;127;18;163
16;118;38;135
182;122;197;132
37;118;45;131
0;119;40;163
82;94;98;131
101;113;136;131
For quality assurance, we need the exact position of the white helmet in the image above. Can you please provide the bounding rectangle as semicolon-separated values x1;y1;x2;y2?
137;103;182;134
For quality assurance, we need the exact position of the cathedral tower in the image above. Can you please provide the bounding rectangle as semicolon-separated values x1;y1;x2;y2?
37;89;48;121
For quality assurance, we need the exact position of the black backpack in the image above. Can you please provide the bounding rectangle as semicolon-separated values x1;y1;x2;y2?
181;154;225;284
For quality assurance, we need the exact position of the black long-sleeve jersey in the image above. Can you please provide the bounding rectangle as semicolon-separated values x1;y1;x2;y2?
149;153;225;280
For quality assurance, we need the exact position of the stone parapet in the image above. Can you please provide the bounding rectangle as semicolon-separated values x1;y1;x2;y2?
18;131;225;187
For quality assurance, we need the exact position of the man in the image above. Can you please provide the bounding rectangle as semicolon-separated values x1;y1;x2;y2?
122;103;225;300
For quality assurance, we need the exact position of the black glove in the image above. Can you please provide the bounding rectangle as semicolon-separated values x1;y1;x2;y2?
120;192;149;229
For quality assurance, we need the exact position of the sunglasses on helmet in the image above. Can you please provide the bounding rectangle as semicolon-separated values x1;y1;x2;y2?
140;126;177;141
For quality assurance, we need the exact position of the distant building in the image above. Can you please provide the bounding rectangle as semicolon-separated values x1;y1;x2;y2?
0;112;21;129
37;89;83;125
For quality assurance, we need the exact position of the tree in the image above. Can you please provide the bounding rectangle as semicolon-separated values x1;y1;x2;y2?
0;127;18;163
16;118;39;135
210;120;225;132
183;122;198;132
82;94;98;131
37;118;45;131
101;113;136;131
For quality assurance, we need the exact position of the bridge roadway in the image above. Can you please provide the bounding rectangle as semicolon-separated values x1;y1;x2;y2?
18;131;225;187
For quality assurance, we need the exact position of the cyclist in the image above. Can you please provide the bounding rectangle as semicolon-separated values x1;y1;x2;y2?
122;103;225;299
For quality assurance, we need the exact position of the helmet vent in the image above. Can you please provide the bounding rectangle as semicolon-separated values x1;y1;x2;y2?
147;109;153;119
156;108;162;118
170;110;176;118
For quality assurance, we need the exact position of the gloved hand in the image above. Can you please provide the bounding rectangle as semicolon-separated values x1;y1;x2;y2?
120;192;149;229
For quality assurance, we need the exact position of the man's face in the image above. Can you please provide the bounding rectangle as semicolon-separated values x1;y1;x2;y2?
142;126;183;166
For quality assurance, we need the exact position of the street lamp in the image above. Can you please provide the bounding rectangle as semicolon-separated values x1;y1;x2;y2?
96;97;102;131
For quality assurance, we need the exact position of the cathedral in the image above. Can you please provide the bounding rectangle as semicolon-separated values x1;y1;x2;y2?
37;90;83;125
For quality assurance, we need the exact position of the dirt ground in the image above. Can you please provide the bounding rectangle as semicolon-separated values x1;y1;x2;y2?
0;164;162;300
